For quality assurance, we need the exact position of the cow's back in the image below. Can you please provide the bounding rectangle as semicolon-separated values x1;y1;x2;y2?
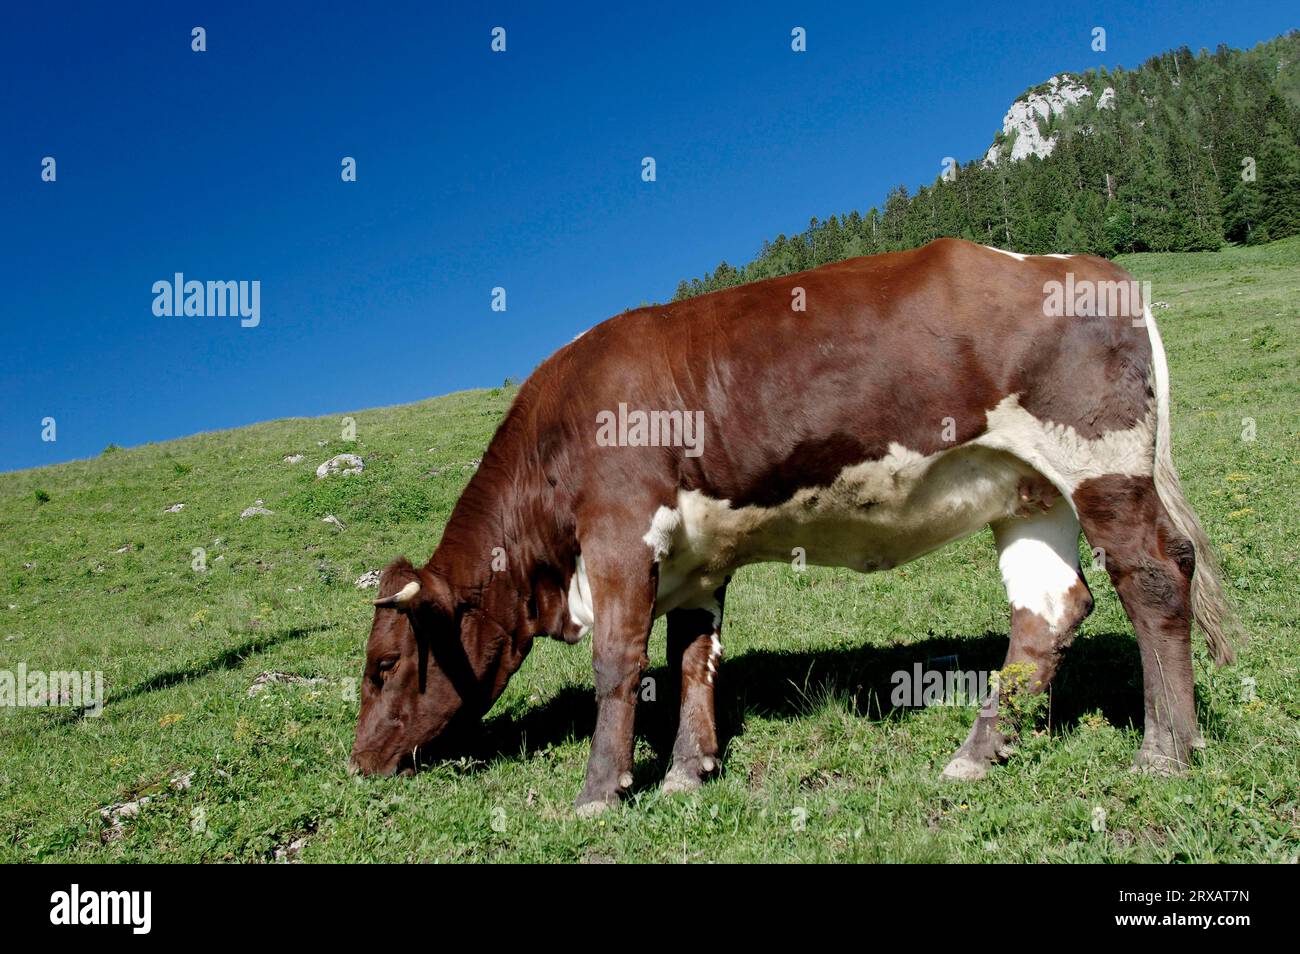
537;238;1148;511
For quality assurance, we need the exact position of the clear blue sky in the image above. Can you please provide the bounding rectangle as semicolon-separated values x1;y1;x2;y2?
3;1;1294;471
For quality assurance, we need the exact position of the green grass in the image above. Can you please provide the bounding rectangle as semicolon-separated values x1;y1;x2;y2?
2;240;1297;863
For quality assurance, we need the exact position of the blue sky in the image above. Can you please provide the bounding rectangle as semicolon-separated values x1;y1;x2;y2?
3;1;1294;471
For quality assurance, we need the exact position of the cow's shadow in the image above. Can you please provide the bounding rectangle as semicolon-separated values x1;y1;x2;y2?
461;630;1149;780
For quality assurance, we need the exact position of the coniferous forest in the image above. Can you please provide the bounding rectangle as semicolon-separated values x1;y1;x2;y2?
674;32;1300;300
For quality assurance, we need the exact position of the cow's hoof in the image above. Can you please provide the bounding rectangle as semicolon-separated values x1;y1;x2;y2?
661;755;716;795
1132;730;1196;775
574;798;612;819
1131;756;1185;776
661;768;701;795
574;771;632;816
1131;749;1189;775
944;715;1012;783
941;755;990;782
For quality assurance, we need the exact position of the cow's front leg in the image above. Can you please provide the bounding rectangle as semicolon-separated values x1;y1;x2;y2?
662;588;726;794
574;535;657;816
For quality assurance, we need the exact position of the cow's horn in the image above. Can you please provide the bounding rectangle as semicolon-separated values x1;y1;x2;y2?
372;580;421;608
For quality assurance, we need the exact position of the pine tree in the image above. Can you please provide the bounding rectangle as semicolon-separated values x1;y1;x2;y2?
1222;178;1264;243
1054;208;1088;252
1259;121;1300;241
880;186;911;250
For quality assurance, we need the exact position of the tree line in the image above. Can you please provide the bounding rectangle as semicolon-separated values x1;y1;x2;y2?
674;32;1300;301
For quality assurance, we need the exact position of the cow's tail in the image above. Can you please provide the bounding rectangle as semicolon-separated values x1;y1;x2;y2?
1144;304;1239;666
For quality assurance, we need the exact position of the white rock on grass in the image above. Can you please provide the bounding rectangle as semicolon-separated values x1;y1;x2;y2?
316;454;364;478
283;454;305;464
100;771;194;843
247;671;326;698
275;835;309;863
322;514;345;530
164;503;185;513
355;569;382;589
240;499;274;519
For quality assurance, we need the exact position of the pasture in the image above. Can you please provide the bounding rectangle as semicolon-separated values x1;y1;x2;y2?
1;239;1296;862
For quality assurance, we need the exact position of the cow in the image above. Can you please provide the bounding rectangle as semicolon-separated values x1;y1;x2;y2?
349;237;1238;815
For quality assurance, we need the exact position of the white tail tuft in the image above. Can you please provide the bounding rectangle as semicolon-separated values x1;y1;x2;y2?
1144;305;1239;666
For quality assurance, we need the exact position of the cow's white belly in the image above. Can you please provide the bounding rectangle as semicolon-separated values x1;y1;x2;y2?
566;395;1154;634
644;443;1038;618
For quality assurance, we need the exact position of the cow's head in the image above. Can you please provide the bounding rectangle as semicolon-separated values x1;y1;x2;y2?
349;557;519;777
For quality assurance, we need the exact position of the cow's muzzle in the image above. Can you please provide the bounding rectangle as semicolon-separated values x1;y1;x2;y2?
348;750;414;777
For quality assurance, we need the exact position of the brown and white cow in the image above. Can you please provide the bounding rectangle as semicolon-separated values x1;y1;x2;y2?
349;238;1237;814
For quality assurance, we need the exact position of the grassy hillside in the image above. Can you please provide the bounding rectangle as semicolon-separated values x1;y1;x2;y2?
1;240;1297;863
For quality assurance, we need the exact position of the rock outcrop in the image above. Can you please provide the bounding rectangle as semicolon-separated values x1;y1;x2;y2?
985;75;1114;164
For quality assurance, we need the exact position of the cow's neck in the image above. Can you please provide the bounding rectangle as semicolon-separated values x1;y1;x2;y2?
426;438;576;645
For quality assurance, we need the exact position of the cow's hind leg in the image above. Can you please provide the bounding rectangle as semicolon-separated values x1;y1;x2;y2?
1073;475;1201;772
662;587;726;794
943;497;1093;780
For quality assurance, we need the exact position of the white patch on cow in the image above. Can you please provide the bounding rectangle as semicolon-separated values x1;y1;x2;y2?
642;506;681;561
992;499;1082;630
706;631;722;685
631;396;1154;618
972;393;1154;503
643;442;1036;617
568;555;594;637
982;246;1073;262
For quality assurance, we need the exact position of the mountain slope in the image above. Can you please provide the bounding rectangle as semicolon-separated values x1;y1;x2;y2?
674;32;1300;300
